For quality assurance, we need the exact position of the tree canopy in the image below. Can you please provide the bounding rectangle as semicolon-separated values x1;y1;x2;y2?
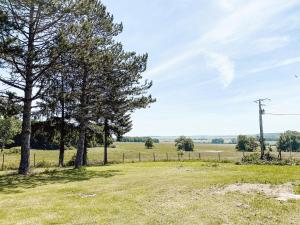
175;136;194;152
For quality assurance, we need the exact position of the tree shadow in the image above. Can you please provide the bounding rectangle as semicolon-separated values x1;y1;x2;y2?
0;168;122;194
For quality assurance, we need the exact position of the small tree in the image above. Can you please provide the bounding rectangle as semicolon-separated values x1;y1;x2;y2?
175;136;194;152
277;131;300;160
145;137;154;149
236;135;258;152
0;117;21;151
0;92;21;151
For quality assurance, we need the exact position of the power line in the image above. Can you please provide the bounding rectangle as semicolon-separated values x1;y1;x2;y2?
265;113;300;116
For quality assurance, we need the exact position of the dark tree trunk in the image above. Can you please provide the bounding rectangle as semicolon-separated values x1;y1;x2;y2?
18;3;34;175
75;68;88;169
75;120;86;169
83;133;88;166
104;118;108;165
18;85;33;175
59;76;65;167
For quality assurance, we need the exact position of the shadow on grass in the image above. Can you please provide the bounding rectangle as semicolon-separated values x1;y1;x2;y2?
0;168;122;194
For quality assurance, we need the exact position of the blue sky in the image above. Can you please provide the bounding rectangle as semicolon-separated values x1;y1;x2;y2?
102;0;300;136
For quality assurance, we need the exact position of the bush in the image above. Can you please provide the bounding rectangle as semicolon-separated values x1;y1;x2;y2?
110;144;117;149
175;136;194;151
145;137;154;149
236;135;258;152
240;152;298;165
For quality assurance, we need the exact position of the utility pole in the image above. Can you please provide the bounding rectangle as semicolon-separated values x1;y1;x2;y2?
254;98;270;160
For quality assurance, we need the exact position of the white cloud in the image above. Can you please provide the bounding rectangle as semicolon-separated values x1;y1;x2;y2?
249;56;300;74
254;36;290;53
145;0;300;87
205;52;235;87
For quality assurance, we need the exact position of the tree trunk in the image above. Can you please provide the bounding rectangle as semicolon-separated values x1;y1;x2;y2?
18;3;34;175
58;76;66;167
75;68;88;169
18;85;33;175
104;118;108;165
83;133;88;166
75;120;86;169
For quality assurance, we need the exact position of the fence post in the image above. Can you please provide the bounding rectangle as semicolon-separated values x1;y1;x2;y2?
34;153;36;167
153;153;156;162
123;153;125;163
199;153;201;160
1;154;4;171
139;152;141;162
178;153;180;161
166;153;168;161
189;152;191;160
218;152;221;161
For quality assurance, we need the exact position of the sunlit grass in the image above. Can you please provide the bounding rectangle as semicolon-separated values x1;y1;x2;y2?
0;162;300;225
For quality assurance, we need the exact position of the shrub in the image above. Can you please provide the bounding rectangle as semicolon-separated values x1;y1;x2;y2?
236;135;258;152
175;136;194;151
145;137;154;149
241;152;298;165
110;144;117;149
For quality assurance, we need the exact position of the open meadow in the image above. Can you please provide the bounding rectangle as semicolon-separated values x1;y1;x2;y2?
2;142;300;171
1;161;300;225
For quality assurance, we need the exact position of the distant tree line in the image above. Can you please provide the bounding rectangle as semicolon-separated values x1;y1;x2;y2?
211;138;224;144
120;136;160;143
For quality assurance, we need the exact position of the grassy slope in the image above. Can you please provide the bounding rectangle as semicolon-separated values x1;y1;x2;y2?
0;162;300;225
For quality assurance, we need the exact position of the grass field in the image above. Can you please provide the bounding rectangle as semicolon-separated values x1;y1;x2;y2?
2;142;300;170
1;162;300;225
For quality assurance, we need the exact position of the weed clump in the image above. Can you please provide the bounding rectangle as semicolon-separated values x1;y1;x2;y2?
239;152;300;166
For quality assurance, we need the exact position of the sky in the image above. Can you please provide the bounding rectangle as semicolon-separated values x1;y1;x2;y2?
101;0;300;136
101;0;300;137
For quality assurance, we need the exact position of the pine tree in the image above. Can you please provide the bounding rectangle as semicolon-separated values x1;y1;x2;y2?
94;43;155;164
0;0;75;174
64;0;122;169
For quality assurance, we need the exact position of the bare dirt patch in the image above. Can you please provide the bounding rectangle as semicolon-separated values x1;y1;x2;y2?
215;183;300;201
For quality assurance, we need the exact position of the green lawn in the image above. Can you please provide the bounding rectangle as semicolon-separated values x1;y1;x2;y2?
1;162;300;225
2;142;300;171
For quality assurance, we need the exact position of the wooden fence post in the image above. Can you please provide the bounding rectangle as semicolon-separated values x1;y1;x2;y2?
178;153;180;161
153;153;156;162
139;152;141;162
199;153;201;160
189;152;191;160
218;152;221;161
166;153;168;161
123;153;125;163
34;153;36;167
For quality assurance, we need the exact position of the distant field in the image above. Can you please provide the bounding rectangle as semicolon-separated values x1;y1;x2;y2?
2;142;300;170
1;162;300;225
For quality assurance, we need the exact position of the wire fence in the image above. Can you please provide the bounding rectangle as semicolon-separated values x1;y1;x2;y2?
1;151;300;171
